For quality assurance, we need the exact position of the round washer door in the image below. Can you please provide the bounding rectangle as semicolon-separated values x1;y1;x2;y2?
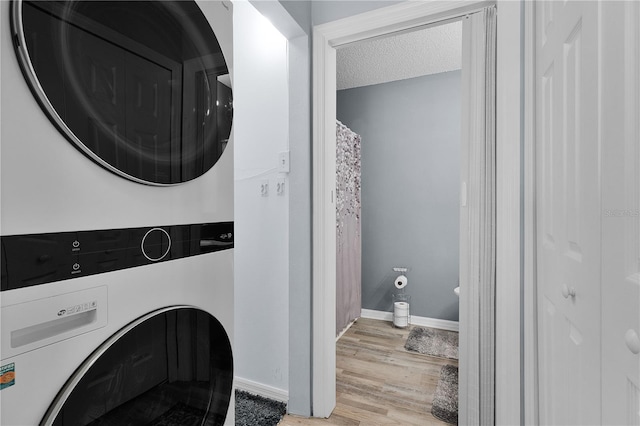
42;306;233;426
12;0;233;185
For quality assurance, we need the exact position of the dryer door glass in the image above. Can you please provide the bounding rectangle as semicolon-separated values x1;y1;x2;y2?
13;1;233;185
43;307;233;425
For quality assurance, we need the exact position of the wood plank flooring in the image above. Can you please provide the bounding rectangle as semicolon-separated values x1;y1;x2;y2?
278;318;457;426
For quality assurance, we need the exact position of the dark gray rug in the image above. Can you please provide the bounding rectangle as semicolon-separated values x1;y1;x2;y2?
431;364;458;424
235;390;286;426
404;327;459;360
148;402;206;426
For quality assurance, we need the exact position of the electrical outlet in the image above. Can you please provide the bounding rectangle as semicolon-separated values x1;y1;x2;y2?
260;179;269;197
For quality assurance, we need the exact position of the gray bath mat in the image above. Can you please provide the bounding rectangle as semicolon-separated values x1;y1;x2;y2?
404;327;459;360
235;390;286;426
431;364;458;424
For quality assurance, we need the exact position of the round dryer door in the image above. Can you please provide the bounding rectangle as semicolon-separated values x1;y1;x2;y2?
12;0;233;185
42;306;233;426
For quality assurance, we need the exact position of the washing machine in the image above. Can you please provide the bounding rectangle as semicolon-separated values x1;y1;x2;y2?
0;0;235;424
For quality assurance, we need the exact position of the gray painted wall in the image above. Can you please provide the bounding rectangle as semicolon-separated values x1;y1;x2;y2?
285;33;312;419
311;1;403;26
278;1;311;33
337;70;461;322
277;1;402;33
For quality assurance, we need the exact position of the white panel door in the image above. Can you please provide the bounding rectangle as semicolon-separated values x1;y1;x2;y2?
536;1;601;424
601;2;640;425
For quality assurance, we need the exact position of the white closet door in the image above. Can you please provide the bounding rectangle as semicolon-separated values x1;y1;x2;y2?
535;1;601;424
601;2;640;425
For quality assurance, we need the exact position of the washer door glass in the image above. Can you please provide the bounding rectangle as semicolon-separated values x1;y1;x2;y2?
13;1;233;185
43;307;233;425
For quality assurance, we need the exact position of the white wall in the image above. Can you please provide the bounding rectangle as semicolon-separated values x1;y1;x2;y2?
233;0;290;396
249;0;313;414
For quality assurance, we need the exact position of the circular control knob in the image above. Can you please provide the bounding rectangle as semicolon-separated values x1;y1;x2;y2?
141;228;171;262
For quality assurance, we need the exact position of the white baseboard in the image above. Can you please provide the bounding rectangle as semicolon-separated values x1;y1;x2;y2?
336;318;357;341
360;308;459;332
234;376;289;404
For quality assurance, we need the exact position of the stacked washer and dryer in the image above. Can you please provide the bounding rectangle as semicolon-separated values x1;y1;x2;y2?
1;1;235;424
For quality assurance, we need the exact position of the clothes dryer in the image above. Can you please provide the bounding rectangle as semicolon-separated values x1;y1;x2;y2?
0;0;235;424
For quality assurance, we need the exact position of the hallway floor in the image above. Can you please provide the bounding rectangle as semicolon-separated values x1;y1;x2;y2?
278;318;457;425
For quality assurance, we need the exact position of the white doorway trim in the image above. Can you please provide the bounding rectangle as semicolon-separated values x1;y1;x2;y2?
523;1;538;424
312;0;523;422
494;1;525;425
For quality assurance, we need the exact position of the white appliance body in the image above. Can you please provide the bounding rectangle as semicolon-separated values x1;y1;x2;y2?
0;1;235;424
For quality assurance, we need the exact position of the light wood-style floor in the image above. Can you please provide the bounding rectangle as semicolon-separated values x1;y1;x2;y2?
278;318;458;426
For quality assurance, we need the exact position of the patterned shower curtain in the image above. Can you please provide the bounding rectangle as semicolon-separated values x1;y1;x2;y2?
336;121;362;335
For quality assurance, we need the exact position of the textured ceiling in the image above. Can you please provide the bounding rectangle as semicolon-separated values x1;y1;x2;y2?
336;20;462;90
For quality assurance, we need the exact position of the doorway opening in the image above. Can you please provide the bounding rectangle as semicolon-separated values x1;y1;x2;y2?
334;20;463;336
312;2;504;423
332;21;463;424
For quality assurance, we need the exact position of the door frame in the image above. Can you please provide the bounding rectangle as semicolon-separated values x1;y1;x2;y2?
312;0;526;422
523;1;538;424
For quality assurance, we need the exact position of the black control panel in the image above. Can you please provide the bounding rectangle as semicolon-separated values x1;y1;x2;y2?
0;222;233;291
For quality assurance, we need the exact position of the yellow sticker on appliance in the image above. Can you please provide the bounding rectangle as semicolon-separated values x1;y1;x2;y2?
0;363;15;390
